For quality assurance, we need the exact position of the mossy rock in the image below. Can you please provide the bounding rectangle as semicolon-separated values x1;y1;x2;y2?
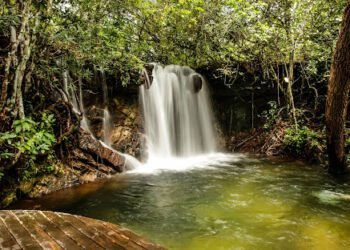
19;180;36;195
1;191;16;208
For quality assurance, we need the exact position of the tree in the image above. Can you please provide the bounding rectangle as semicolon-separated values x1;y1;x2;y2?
325;3;350;174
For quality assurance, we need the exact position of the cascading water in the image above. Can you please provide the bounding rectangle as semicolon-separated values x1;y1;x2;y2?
140;64;217;159
103;108;112;146
127;64;238;174
101;70;113;146
78;78;92;133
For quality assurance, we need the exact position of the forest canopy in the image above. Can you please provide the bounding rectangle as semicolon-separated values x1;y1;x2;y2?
1;0;346;86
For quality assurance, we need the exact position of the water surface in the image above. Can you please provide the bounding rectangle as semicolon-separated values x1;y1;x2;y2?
14;155;350;250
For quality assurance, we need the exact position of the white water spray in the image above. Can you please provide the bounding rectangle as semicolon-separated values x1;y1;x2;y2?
140;65;217;158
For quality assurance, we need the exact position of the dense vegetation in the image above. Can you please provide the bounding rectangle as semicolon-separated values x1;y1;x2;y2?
0;0;349;206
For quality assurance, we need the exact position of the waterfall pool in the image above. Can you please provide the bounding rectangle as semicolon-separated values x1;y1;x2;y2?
13;154;350;250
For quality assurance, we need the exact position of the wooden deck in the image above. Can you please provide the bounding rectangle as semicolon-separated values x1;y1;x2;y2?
0;210;165;250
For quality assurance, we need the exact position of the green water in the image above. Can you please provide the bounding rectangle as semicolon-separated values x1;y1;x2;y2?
14;155;350;250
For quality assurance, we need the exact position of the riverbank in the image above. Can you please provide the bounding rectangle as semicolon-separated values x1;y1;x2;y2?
0;96;142;208
228;120;327;165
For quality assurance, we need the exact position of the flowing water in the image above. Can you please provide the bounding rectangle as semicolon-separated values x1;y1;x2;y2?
103;108;113;146
13;155;350;250
101;70;113;146
140;65;216;158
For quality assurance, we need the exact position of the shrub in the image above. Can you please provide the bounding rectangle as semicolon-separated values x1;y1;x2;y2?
0;113;57;179
284;126;322;157
261;101;278;129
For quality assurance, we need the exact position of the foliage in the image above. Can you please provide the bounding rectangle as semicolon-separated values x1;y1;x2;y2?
261;101;278;129
284;126;322;157
0;113;57;179
346;137;350;162
346;137;350;147
2;0;345;85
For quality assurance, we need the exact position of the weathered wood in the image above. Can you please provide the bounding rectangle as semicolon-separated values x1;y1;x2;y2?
102;221;157;250
15;212;63;250
0;210;165;250
1;211;42;249
0;216;21;250
43;212;103;250
78;216;144;250
26;211;81;249
56;213;124;249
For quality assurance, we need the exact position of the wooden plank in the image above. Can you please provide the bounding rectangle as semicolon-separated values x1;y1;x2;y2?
102;222;165;250
1;211;42;250
43;211;103;250
0;216;22;250
0;210;166;250
27;211;82;249
56;212;125;250
75;215;145;250
14;211;63;250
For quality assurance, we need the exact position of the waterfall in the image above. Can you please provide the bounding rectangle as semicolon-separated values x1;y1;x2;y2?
103;108;112;146
100;70;113;146
140;64;217;159
78;78;92;133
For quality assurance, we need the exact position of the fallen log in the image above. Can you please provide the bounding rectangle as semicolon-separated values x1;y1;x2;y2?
78;130;125;171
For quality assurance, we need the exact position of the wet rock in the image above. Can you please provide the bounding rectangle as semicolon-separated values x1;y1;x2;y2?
79;172;98;183
191;74;203;93
78;130;125;170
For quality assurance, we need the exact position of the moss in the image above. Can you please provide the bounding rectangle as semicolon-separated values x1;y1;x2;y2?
1;191;16;208
19;179;36;195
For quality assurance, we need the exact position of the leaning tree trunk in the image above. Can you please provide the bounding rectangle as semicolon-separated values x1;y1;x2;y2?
325;3;350;174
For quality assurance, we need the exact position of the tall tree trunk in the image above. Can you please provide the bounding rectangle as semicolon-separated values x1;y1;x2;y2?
0;26;17;112
287;50;297;128
11;1;32;119
325;4;350;174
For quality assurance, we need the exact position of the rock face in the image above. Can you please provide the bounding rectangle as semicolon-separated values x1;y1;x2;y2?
86;98;144;161
191;74;203;93
110;99;144;159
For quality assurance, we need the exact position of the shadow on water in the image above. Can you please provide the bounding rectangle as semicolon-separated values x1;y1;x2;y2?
11;155;350;250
